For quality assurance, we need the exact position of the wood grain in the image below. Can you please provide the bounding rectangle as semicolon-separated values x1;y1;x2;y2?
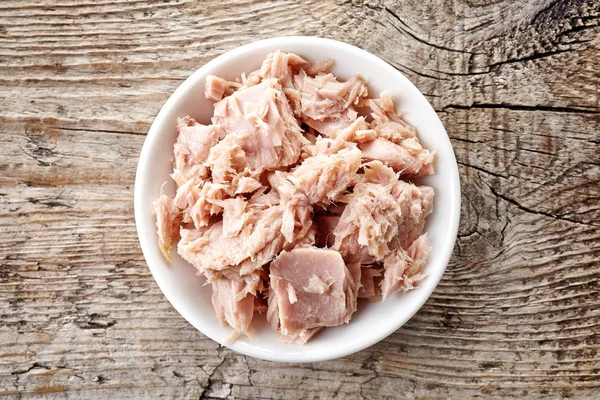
1;0;599;398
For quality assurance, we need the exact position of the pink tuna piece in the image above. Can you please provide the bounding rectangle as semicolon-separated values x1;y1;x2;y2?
335;117;377;143
345;261;361;316
381;234;430;301
362;93;434;176
153;193;181;261
294;224;318;249
359;137;434;177
294;69;368;134
203;134;248;186
360;160;398;185
368;91;407;125
209;196;252;238
267;170;314;243
373;121;417;143
285;141;362;205
268;140;359;242
207;79;307;183
304;58;334;76
302;109;360;138
177;204;286;275
332;180;434;264
204;75;241;102
173;179;228;229
204;266;263;301
235;176;262;194
172;117;225;185
211;278;255;343
259;50;310;90
267;247;358;343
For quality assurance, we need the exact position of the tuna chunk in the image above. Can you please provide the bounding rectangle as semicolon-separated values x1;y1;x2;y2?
303;108;359;138
248;189;280;207
294;69;368;134
304;58;334;76
211;278;255;343
267;170;314;243
203;134;249;186
178;204;286;275
209;196;252;238
204;75;240;102
266;291;321;344
368;91;406;124
235;176;262;194
345;261;361;316
283;221;317;251
360;137;434;177
207;79;307;183
381;234;430;301
284;140;362;205
259;50;310;90
276;54;333;116
295;71;368;120
204;267;263;301
268;140;359;242
373;121;417;143
332;180;434;263
173;179;228;228
267;247;358;343
362;93;434;176
360;160;398;185
172;117;225;185
335;117;377;143
153;194;181;261
178;194;313;277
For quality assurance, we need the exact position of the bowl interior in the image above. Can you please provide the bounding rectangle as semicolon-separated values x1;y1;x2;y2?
135;37;460;362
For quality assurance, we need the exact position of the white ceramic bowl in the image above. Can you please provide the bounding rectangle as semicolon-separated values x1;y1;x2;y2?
135;36;460;363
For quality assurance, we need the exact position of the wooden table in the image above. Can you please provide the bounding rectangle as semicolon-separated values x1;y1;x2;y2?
1;0;599;398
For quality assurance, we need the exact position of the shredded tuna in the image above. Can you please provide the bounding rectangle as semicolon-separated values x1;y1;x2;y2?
381;234;430;301
282;139;362;205
205;75;241;102
294;69;368;135
211;278;255;343
332;180;434;263
173;179;227;228
172;117;225;185
177;203;286;275
153;194;181;261
360;137;434;176
207;78;308;186
154;51;437;344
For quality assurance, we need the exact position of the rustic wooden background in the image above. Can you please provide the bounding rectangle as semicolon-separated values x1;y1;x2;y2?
1;0;599;398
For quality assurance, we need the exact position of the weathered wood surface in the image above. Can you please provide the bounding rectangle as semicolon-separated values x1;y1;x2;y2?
0;0;599;398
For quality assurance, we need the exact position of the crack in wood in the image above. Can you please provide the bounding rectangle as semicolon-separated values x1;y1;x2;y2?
442;103;600;115
457;161;510;180
482;181;599;228
489;48;577;70
58;126;147;136
382;6;475;54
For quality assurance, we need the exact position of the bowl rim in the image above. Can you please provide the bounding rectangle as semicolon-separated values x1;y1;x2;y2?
134;36;461;363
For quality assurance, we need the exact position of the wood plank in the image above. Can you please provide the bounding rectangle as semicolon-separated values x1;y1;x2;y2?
0;0;599;398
